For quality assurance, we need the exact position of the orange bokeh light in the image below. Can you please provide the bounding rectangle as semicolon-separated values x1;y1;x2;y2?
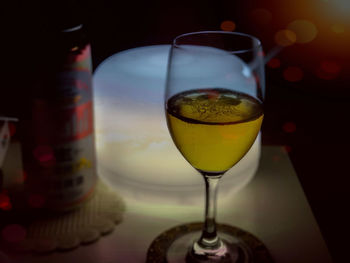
249;0;350;70
331;24;345;34
287;19;318;43
274;29;297;47
220;20;236;31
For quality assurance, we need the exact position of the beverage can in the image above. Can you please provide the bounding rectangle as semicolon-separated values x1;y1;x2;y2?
21;25;97;211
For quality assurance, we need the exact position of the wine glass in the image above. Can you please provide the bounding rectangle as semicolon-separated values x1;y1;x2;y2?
157;31;265;262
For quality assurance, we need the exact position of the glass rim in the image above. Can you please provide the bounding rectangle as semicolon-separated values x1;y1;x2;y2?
173;31;262;54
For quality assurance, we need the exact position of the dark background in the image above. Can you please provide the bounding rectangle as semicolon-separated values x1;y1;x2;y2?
1;0;349;262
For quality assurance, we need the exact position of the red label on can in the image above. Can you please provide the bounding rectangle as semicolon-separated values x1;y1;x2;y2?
56;101;93;142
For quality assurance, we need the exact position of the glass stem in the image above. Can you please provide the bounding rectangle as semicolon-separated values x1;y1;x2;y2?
188;174;232;261
197;174;222;249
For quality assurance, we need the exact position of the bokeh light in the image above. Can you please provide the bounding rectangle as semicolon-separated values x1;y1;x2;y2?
321;60;341;74
267;58;281;68
220;20;236;31
240;0;350;98
331;24;345;34
283;66;303;82
282;122;297;133
287;19;318;43
0;192;12;210
71;46;79;52
33;145;55;163
274;29;297;47
315;60;341;80
1;224;27;243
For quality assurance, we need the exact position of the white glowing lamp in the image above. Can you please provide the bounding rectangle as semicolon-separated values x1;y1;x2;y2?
93;45;261;202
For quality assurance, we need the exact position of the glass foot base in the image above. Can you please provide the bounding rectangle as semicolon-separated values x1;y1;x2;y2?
147;222;273;263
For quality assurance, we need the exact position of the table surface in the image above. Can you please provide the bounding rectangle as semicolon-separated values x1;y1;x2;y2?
7;146;333;263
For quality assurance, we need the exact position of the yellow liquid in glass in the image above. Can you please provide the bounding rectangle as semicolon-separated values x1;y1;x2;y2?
166;88;263;174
